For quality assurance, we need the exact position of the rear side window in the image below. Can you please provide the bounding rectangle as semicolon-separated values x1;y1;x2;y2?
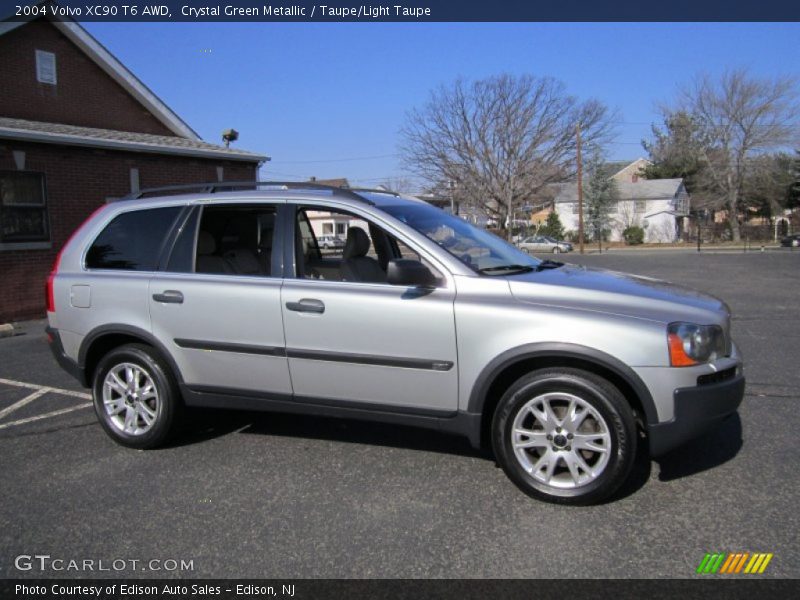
85;207;181;270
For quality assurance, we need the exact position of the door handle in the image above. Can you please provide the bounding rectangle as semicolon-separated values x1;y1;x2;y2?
152;290;184;304
285;298;325;314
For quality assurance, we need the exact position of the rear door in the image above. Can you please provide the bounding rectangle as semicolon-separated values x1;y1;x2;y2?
149;202;292;397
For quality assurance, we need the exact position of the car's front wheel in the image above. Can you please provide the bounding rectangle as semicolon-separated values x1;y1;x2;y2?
552;247;561;254
492;368;637;505
92;344;182;449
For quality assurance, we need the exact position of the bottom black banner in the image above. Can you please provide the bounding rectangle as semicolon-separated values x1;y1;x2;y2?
1;579;797;600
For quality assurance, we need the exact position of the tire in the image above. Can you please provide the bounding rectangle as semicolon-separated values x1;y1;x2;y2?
92;343;182;449
491;368;637;505
552;247;561;254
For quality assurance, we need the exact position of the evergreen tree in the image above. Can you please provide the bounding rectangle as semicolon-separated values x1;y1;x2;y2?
583;157;618;241
539;211;565;240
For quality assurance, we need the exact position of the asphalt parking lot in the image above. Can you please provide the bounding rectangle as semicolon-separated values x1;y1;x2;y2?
0;250;798;579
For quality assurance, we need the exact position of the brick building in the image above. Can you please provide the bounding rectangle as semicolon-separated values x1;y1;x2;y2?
0;16;267;321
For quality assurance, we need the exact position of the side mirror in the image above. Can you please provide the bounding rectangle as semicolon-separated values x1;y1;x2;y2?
386;259;437;287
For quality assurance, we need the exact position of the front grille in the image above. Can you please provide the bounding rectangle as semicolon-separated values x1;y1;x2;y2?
697;367;737;386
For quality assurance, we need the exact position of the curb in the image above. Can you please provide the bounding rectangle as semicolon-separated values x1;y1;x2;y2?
0;323;14;338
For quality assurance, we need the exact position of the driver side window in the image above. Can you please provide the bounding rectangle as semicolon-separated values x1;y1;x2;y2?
294;206;440;285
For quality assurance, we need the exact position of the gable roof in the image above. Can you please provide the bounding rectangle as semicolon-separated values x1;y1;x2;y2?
616;178;684;200
1;6;199;140
609;157;652;180
0;117;267;162
553;178;685;203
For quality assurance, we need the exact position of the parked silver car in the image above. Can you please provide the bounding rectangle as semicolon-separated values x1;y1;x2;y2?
46;183;744;504
317;234;345;250
519;235;573;254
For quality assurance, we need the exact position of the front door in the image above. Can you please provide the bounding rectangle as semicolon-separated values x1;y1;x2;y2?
280;204;458;414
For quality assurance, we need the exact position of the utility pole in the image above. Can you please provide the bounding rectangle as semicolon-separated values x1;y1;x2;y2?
448;179;455;214
577;123;584;254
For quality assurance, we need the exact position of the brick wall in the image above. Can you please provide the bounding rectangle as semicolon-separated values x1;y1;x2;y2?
0;20;177;136
0;141;257;322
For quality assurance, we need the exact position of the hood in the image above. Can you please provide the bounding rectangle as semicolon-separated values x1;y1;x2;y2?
507;263;730;326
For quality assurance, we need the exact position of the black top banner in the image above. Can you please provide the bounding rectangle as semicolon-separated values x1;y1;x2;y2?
6;0;800;22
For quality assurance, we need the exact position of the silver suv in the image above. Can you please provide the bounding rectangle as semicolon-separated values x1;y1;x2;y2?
46;183;744;504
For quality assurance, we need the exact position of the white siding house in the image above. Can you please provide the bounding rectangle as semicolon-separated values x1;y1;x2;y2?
554;178;690;243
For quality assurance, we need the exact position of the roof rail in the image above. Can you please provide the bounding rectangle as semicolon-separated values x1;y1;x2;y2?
120;181;400;203
348;187;401;197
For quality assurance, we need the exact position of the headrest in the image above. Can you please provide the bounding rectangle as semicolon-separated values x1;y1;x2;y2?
197;231;216;255
343;227;371;259
224;249;262;274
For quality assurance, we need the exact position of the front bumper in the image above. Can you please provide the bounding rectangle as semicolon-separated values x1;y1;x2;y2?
45;326;88;387
648;373;745;457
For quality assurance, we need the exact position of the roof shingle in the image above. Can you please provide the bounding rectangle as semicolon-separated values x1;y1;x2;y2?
0;117;268;162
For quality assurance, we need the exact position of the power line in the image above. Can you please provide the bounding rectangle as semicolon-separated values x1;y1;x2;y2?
269;153;399;165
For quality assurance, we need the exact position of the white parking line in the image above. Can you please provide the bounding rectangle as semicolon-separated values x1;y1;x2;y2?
0;388;51;420
0;377;93;430
0;377;91;400
0;402;93;430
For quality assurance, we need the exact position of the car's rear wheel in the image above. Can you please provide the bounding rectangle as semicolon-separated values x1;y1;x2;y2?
92;343;182;449
492;368;637;505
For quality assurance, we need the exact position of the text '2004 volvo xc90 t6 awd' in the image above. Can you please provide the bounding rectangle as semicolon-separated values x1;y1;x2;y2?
46;182;745;504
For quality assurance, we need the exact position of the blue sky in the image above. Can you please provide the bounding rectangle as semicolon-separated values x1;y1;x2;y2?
84;22;800;188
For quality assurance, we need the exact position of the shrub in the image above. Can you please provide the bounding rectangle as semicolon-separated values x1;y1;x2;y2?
623;226;645;245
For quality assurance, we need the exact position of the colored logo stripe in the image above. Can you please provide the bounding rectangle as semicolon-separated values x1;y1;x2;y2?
697;552;773;574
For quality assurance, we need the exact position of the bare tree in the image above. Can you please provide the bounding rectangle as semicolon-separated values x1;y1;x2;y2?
400;74;615;240
613;200;641;238
377;176;416;194
675;70;800;241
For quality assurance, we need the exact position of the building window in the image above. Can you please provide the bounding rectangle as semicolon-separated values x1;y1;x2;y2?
0;171;50;243
336;223;346;235
35;50;57;85
634;200;647;213
322;222;333;234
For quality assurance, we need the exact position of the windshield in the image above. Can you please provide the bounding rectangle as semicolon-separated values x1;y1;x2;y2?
381;203;540;274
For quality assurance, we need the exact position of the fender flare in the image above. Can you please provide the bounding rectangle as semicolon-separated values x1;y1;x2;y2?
466;342;659;426
79;324;184;384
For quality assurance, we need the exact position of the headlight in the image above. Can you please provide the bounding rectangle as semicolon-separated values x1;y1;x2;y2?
667;322;726;367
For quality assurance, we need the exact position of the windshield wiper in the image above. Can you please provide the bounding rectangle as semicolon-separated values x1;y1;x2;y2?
479;264;536;274
479;261;564;275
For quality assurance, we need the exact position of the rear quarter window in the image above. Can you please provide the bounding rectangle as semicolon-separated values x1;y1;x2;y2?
85;206;182;271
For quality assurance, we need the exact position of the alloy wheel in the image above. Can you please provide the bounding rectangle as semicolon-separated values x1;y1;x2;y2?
510;392;612;489
102;362;160;435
